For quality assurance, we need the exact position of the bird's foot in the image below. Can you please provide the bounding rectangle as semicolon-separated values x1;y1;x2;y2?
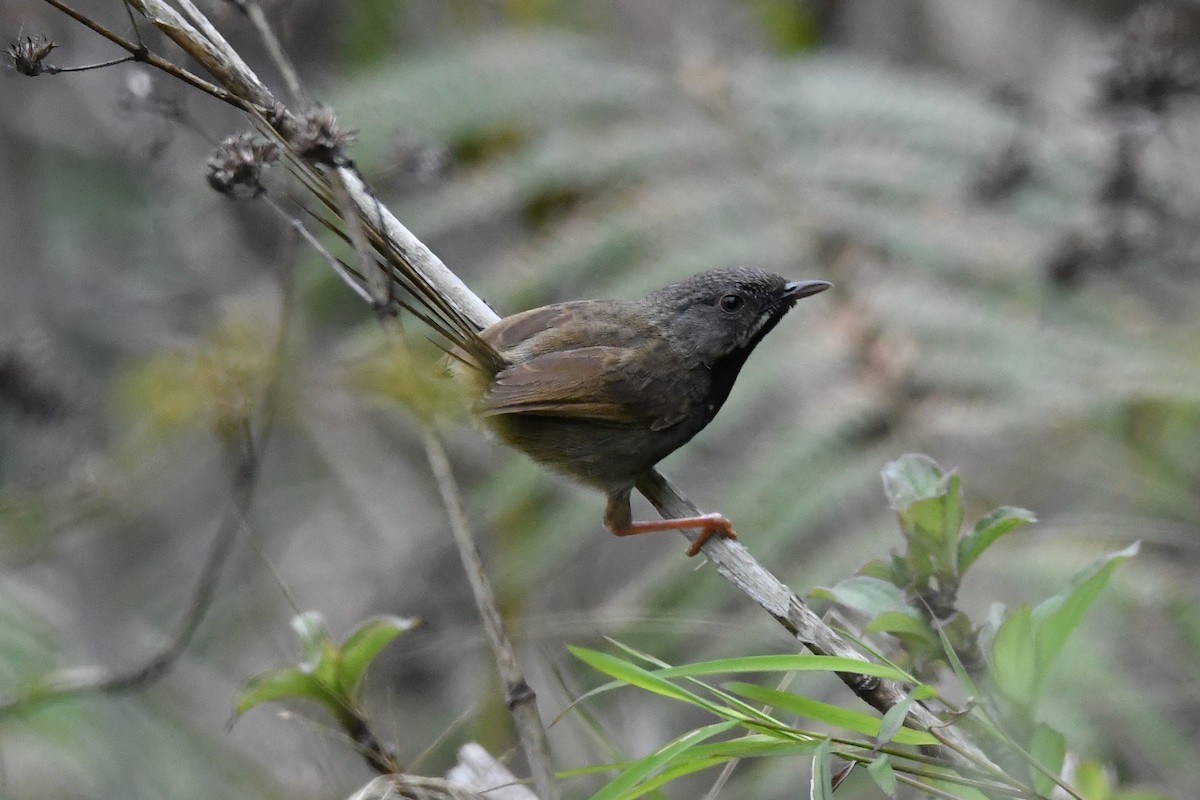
610;512;737;557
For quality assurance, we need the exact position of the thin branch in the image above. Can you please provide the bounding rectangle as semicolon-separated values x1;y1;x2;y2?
227;0;306;106
39;0;250;108
422;427;557;800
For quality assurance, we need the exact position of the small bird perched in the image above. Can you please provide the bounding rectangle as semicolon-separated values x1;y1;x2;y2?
410;266;830;555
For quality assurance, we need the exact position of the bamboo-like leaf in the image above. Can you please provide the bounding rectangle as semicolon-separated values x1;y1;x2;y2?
811;738;834;800
587;721;736;800
570;647;735;719
726;683;938;746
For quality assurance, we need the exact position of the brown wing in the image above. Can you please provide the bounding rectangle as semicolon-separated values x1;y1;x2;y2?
477;344;692;430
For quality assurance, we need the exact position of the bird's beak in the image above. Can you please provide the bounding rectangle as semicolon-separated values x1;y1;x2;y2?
782;280;833;300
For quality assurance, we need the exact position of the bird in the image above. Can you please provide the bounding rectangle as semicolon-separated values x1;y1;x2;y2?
405;265;830;555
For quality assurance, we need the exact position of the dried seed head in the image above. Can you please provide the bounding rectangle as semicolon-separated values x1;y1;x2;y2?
206;132;280;198
7;35;56;77
290;105;357;166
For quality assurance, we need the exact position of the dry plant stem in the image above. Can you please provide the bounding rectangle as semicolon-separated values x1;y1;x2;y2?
40;0;249;108
422;427;555;800
229;0;306;106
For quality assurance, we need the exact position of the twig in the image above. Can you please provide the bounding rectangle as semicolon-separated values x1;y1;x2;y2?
227;0;306;106
39;0;250;108
422;427;558;800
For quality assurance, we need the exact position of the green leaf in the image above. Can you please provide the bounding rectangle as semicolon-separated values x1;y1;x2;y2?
958;506;1036;573
881;454;945;508
725;683;938;746
811;738;833;800
337;615;421;695
648;654;915;684
587;721;735;800
880;455;964;580
1029;723;1066;798
1031;542;1139;690
932;613;983;702
898;475;963;579
570;647;730;718
875;687;929;747
989;603;1038;703
235;666;332;716
867;754;897;796
865;611;938;647
683;735;821;761
811;576;914;619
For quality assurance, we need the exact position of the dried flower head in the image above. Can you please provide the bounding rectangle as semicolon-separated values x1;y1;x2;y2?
1099;3;1199;115
206;132;280;198
290;105;357;166
7;35;56;77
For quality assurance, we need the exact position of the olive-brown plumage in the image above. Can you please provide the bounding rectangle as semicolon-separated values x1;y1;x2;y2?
442;266;830;554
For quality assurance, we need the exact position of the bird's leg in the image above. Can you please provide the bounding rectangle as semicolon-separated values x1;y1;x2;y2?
604;490;738;557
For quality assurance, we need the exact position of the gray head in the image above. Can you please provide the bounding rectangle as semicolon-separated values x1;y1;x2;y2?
643;266;831;365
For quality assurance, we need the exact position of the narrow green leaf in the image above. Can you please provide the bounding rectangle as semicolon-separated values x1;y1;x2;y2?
811;738;833;800
683;735;820;761
725;683;937;746
867;754;897;796
1031;542;1139;689
1029;723;1067;798
570;647;730;717
931;612;984;710
881;454;944;508
647;654;915;683
587;721;735;800
623;756;728;798
235;666;332;716
875;689;917;747
989;604;1038;703
338;615;421;695
603;637;673;669
958;506;1036;573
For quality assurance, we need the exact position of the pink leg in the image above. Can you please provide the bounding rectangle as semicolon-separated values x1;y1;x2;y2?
605;491;737;556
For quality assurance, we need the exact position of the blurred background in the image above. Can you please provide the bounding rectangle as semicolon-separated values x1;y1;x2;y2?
2;0;1199;797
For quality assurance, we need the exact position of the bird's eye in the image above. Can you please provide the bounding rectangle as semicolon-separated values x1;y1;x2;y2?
718;293;745;313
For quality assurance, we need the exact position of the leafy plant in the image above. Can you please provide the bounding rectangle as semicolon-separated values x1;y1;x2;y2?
573;456;1147;799
237;612;420;731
